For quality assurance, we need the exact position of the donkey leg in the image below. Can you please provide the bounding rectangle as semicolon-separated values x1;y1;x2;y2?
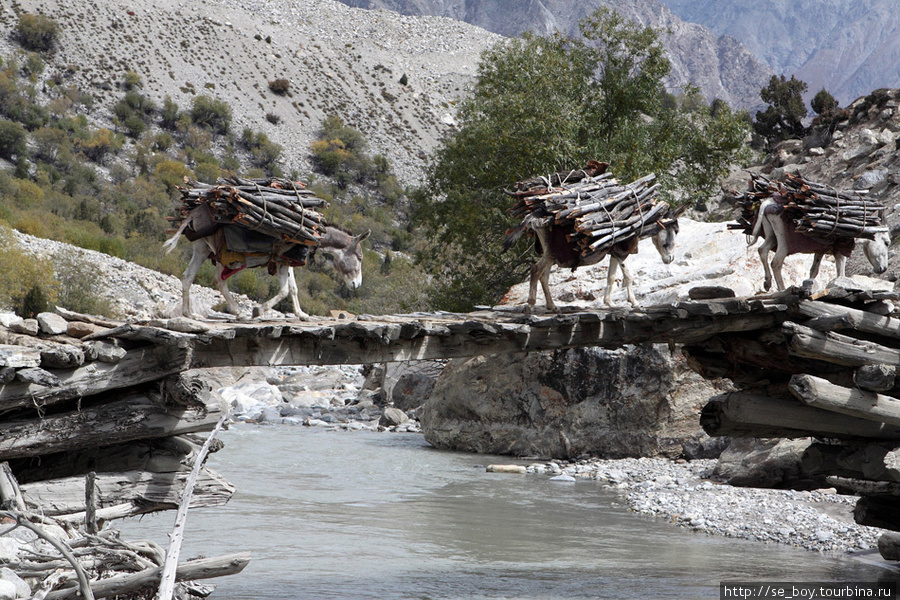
603;258;621;305
808;253;823;280
287;267;310;321
834;252;847;279
619;260;637;306
180;242;208;318
213;263;242;316
757;239;774;292
253;265;292;318
770;246;789;292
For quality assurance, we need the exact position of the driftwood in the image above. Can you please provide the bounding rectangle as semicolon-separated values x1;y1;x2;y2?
44;552;251;600
157;415;228;600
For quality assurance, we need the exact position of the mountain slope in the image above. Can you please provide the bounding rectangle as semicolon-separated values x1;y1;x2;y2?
0;0;502;185
336;0;775;111
658;0;900;106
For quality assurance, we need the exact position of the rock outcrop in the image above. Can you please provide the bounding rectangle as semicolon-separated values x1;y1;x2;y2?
419;344;731;459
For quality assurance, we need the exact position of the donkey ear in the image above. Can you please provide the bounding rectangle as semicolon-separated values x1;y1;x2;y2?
355;229;372;242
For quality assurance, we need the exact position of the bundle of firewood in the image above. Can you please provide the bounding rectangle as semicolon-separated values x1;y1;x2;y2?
505;161;675;262
728;172;886;240
169;176;328;245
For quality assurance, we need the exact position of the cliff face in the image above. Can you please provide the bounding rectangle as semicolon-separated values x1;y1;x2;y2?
338;0;774;111
658;0;900;106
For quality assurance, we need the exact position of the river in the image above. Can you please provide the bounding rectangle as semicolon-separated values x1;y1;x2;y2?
119;425;898;599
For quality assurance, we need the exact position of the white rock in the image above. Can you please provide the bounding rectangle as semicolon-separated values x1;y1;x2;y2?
36;312;68;335
0;580;15;600
0;568;28;599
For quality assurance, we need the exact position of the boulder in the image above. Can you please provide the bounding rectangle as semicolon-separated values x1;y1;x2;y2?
36;312;68;336
712;438;822;489
379;406;410;428
383;360;444;411
419;344;727;459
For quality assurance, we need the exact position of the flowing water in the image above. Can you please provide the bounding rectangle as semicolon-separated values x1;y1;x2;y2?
120;425;898;599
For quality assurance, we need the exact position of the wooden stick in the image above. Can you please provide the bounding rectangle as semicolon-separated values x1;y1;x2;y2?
156;415;229;600
45;553;250;600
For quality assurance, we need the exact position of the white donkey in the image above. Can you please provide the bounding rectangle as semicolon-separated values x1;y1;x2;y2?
520;210;681;311
751;196;890;291
164;207;370;319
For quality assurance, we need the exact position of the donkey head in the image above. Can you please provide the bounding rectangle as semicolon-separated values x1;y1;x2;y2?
318;227;371;289
652;205;684;265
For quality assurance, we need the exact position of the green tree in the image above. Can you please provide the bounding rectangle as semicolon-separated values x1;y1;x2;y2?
811;88;838;116
412;8;749;310
754;74;808;142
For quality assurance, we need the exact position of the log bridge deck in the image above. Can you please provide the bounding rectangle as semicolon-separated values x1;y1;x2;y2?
5;282;900;593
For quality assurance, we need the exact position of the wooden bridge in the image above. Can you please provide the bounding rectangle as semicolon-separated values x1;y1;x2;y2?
4;281;900;594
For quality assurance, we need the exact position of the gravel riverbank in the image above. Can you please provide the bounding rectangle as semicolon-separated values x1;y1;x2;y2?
521;456;884;557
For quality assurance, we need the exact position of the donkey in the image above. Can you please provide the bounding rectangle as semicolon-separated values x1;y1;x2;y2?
522;210;681;311
750;196;890;291
163;207;370;319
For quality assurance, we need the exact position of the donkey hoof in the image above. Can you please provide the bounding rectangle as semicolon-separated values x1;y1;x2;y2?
252;306;263;318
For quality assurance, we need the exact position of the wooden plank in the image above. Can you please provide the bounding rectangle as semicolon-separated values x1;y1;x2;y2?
0;393;222;461
0;345;191;413
789;374;900;426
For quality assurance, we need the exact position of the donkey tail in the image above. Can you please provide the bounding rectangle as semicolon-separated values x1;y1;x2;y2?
163;213;195;254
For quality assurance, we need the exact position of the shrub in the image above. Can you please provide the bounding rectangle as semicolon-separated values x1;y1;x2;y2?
266;112;281;125
268;78;290;95
123;71;143;90
190;95;232;135
15;14;60;52
160;95;180;130
76;128;120;163
0;225;59;313
0;119;28;160
53;252;117;316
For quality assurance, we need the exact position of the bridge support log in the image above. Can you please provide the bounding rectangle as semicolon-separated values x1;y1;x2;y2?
700;392;900;440
788;374;900;426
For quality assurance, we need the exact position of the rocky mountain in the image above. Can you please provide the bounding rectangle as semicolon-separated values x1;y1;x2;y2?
657;0;900;107
336;0;774;111
0;0;502;186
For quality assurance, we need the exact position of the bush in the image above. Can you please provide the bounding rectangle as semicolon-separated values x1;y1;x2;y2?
190;95;232;135
15;14;60;52
268;78;290;95
0;225;59;313
0;119;28;160
53;252;116;316
160;95;180;130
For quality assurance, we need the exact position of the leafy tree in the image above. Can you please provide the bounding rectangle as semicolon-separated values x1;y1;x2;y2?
811;88;838;116
754;74;808;142
412;8;750;310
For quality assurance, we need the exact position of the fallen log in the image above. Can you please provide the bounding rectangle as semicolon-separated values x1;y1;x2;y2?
44;552;251;600
784;321;900;367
